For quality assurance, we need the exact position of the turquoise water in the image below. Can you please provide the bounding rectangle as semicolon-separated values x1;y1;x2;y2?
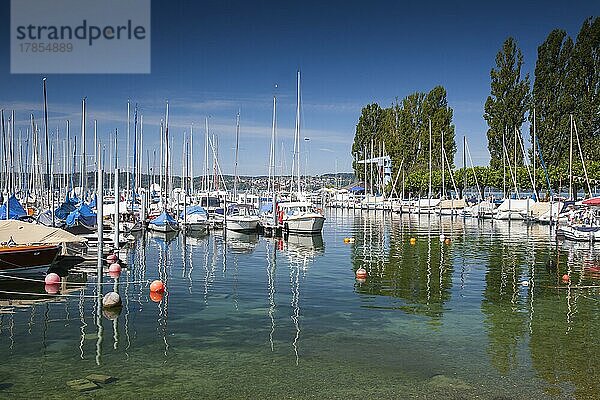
1;210;600;399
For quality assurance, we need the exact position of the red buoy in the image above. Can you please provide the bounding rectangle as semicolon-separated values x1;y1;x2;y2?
44;283;60;294
107;254;119;264
44;273;60;285
109;263;122;273
561;274;570;283
149;291;163;303
356;267;367;280
150;280;165;293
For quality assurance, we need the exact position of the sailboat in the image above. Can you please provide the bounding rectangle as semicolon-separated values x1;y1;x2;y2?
226;112;260;232
148;102;178;233
278;71;325;234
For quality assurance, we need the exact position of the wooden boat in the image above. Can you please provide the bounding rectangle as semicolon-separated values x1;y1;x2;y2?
0;244;62;272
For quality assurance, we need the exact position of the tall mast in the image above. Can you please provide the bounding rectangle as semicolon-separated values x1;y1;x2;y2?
43;79;51;215
428;118;432;199
441;129;445;199
131;104;138;211
233;111;240;200
190;123;194;194
462;135;466;199
126;100;130;200
295;70;301;195
569;113;573;200
164;102;170;210
204;117;209;192
268;95;277;193
80;97;86;198
532;108;536;199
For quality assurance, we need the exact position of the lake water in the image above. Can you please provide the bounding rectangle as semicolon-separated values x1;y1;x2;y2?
1;210;600;399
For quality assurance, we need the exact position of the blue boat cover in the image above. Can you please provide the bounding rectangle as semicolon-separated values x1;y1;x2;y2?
259;202;273;213
65;203;97;227
0;195;27;220
88;195;97;209
55;197;79;220
151;211;177;226
180;205;207;219
349;186;364;193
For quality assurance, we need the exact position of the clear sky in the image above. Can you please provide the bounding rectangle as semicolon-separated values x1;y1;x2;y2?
0;1;597;176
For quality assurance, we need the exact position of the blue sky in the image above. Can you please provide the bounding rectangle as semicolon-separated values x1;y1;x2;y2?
0;1;597;176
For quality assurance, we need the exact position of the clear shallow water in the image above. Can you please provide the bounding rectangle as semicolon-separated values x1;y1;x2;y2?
1;210;600;399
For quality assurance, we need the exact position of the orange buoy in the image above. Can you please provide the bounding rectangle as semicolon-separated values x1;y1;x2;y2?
150;280;165;293
409;237;416;245
444;238;451;245
356;267;367;280
561;274;570;283
149;291;163;303
343;238;350;243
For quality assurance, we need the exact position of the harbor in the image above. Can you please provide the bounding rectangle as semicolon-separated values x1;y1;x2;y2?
2;211;600;399
2;0;600;398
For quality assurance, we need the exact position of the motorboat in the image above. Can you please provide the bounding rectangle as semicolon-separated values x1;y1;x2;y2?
226;203;259;232
278;202;325;234
179;205;209;233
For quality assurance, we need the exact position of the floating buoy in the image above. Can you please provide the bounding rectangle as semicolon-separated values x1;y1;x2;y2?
356;267;367;280
343;238;350;243
439;234;446;242
150;280;165;293
44;283;60;294
102;292;122;308
561;274;570;283
444;238;451;245
409;237;416;245
520;280;530;287
44;272;60;285
109;271;121;279
149;291;163;303
107;254;119;264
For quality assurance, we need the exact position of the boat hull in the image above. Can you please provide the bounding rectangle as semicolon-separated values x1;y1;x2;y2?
0;245;62;272
226;217;259;232
283;215;325;234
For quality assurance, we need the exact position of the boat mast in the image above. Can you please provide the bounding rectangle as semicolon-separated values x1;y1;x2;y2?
164;102;170;211
43;79;52;221
233;111;240;200
569;113;573;200
295;70;301;196
532;108;536;199
126;100;130;202
428;118;432;200
80;97;86;200
441;129;445;199
268;95;277;194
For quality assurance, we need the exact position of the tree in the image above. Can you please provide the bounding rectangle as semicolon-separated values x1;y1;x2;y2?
351;103;384;181
570;17;600;160
484;37;531;169
530;29;574;169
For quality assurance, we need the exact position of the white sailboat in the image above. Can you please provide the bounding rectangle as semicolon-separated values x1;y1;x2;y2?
278;71;325;234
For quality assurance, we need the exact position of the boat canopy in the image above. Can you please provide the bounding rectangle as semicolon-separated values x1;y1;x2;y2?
55;197;79;220
0;220;86;245
150;211;177;226
180;205;208;219
65;203;97;228
259;202;273;213
496;198;536;212
0;195;27;220
582;197;600;206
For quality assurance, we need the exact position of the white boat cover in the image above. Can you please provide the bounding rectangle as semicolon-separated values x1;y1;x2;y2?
496;198;536;212
0;220;86;245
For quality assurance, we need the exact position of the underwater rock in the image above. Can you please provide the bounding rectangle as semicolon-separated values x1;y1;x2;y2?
428;374;473;391
67;379;99;392
86;374;116;384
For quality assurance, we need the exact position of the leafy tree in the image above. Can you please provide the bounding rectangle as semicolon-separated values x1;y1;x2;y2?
484;37;531;169
530;29;574;169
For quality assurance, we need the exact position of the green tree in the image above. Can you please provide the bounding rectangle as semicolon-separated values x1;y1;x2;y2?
530;29;574;169
484;37;531;169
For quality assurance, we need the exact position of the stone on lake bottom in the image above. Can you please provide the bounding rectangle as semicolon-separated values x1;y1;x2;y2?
86;374;116;384
67;379;99;392
428;374;473;391
102;292;122;308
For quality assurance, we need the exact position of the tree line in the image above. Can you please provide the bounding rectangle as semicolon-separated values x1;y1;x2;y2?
352;16;600;197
